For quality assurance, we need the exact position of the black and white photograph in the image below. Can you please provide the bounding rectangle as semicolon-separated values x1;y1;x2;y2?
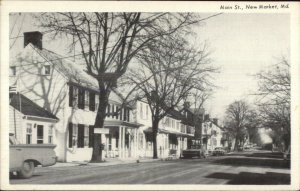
1;1;299;190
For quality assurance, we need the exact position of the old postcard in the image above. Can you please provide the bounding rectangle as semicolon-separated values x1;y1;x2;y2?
1;1;299;190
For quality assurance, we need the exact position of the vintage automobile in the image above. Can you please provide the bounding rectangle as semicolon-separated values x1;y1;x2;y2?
181;145;208;159
9;134;57;178
212;147;225;156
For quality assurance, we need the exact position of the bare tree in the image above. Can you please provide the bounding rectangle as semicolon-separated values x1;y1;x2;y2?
224;100;255;151
187;90;211;144
37;12;222;161
127;35;216;158
255;57;290;150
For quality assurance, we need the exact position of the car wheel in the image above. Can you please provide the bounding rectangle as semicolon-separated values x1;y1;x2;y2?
18;161;35;178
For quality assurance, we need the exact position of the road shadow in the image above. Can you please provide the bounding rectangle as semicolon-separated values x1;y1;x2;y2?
206;171;290;184
213;157;290;169
245;152;283;159
10;173;42;180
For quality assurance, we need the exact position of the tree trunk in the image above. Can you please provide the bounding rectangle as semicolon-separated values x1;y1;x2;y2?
91;88;109;162
234;134;239;151
152;118;159;159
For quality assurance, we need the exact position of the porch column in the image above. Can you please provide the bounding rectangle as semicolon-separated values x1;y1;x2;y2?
122;126;126;158
118;126;122;158
135;128;138;158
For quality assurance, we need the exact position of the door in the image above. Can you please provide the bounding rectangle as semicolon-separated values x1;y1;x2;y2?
37;125;44;144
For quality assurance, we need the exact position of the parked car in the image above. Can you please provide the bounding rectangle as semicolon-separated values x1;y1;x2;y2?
9;134;57;178
212;147;225;156
181;145;208;159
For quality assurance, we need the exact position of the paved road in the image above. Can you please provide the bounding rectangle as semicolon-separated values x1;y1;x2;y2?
10;151;290;184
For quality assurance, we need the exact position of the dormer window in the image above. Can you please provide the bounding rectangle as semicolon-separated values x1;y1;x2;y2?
10;66;16;76
43;65;51;75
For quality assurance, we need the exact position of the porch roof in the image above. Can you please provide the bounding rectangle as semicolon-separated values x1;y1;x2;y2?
10;93;58;121
104;120;143;128
144;127;194;137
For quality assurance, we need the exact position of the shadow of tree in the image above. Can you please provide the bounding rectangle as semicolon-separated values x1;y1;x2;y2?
205;171;290;185
213;157;290;169
245;152;283;159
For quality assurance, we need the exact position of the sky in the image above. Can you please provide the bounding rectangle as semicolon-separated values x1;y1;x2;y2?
195;13;290;121
9;13;290;123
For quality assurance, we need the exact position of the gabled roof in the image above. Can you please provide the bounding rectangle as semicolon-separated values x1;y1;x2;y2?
12;44;125;104
166;109;183;120
10;93;58;120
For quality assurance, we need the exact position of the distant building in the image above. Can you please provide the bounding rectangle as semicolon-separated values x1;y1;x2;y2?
134;100;194;159
201;118;225;151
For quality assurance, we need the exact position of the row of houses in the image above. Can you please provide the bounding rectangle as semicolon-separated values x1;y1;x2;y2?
9;31;226;162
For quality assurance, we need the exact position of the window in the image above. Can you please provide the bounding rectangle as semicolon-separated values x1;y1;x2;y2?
69;85;78;108
116;106;119;119
10;66;16;76
176;122;180;130
84;126;89;147
26;123;32;144
138;133;143;149
37;125;44;144
111;104;115;118
165;117;170;126
140;103;143;119
84;91;89;110
68;123;78;148
212;138;217;146
78;89;85;109
48;125;53;143
106;134;112;151
43;65;51;75
181;124;186;133
107;104;111;117
89;92;95;111
171;120;175;128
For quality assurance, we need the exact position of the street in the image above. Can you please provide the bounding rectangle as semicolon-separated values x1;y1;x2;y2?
10;151;290;184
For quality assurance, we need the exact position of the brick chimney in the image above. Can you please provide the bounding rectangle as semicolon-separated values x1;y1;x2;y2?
24;31;43;49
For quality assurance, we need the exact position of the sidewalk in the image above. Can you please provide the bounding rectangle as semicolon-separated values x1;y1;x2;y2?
50;157;163;168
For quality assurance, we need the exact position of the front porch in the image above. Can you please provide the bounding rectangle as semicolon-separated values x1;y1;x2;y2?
103;120;142;159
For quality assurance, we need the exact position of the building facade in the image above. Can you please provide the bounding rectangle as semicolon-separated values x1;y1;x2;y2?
9;93;58;145
134;100;194;159
9;31;141;162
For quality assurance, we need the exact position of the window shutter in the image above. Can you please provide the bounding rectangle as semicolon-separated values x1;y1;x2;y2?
68;123;73;148
78;89;85;109
89;92;95;111
69;86;73;107
123;108;127;121
116;106;119;119
89;125;94;148
77;124;84;148
127;109;130;122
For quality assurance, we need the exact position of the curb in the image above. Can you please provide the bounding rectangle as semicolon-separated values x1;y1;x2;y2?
51;158;168;168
